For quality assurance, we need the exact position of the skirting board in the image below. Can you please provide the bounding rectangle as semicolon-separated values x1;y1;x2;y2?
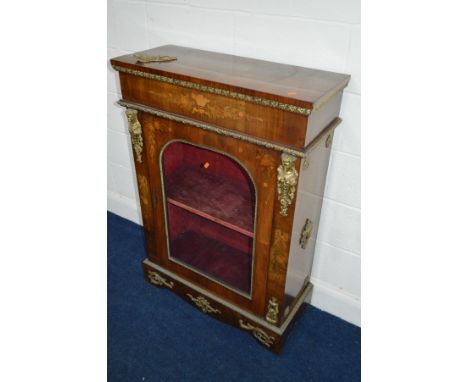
106;195;361;327
107;191;142;225
310;278;361;326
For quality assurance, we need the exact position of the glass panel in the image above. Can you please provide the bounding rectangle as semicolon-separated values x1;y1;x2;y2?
161;141;256;296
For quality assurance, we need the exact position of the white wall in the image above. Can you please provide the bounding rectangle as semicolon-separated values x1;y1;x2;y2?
107;0;361;326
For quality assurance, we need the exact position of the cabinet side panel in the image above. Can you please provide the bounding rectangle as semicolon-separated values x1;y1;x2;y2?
284;135;333;313
305;92;343;145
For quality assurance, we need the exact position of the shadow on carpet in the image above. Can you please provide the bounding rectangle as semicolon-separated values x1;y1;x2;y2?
108;212;360;382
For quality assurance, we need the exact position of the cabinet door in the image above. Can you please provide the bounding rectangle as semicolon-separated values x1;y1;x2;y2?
161;140;255;296
142;112;278;315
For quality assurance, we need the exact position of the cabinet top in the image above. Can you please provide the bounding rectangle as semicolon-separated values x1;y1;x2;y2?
110;45;350;115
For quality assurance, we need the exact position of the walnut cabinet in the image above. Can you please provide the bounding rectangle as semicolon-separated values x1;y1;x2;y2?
111;45;350;353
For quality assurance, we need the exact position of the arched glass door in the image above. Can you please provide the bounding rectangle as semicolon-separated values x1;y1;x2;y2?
161;141;256;297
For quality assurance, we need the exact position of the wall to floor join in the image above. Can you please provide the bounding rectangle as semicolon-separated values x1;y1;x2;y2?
107;0;361;326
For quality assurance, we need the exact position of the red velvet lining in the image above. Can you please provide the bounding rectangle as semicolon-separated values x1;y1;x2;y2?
171;231;251;294
166;167;253;234
167;204;252;293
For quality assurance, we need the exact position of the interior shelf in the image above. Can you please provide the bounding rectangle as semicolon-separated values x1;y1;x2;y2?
165;167;254;237
171;230;252;294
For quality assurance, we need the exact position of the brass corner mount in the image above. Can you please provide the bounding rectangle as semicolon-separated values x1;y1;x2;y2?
125;108;144;163
266;297;279;324
277;153;298;216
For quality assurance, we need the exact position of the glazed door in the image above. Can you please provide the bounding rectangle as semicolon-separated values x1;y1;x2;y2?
161;141;255;296
142;112;278;314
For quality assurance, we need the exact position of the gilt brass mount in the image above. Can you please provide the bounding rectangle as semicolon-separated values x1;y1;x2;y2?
239;320;275;348
134;53;177;63
125;109;144;163
119;100;307;158
266;297;279;324
148;270;174;289
277;153;298;216
187;294;221;314
300;219;313;249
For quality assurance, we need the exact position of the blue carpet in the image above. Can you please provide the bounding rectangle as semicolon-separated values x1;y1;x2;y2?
108;212;360;381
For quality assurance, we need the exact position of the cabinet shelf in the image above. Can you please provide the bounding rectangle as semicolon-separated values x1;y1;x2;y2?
165;167;254;237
